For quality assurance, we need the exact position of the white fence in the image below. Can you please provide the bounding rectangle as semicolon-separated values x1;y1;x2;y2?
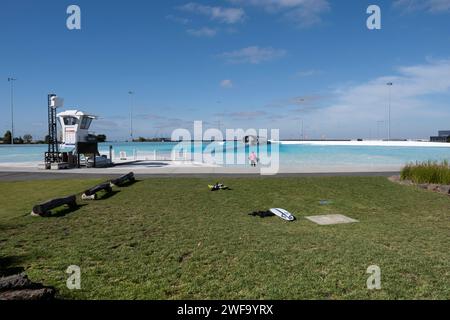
106;149;191;162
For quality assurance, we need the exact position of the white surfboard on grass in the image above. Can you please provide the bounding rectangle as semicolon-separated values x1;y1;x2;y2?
270;208;296;222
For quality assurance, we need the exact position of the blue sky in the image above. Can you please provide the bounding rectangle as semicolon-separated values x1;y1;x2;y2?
1;0;450;140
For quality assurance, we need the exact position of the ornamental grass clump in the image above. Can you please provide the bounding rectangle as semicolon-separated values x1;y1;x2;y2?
401;160;450;185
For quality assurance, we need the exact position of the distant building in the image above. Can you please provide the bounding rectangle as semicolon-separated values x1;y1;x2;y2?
430;130;450;143
438;130;450;137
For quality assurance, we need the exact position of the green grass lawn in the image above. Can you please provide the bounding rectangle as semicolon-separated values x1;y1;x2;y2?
0;176;449;300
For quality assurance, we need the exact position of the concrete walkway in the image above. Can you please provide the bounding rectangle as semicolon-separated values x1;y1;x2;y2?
0;170;398;181
0;160;400;181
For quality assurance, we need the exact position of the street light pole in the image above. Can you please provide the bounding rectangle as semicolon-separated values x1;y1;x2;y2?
297;98;306;141
387;82;393;141
128;91;134;142
7;77;17;145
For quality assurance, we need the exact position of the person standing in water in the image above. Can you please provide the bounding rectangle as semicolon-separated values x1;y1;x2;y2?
249;151;258;167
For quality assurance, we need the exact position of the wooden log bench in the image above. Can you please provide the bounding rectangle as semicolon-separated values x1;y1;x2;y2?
110;172;135;187
82;182;113;200
31;195;77;217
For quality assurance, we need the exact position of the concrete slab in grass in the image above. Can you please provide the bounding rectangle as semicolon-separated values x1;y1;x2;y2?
306;214;359;226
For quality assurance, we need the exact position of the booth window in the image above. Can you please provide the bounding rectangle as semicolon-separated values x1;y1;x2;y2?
80;117;92;129
63;117;78;125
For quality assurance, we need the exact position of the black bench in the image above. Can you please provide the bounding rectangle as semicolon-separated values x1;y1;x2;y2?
82;182;113;200
31;195;77;216
110;172;135;187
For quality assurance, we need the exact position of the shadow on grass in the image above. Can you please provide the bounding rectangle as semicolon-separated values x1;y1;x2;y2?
116;179;141;188
0;256;26;277
0;224;16;232
97;190;120;200
44;204;88;218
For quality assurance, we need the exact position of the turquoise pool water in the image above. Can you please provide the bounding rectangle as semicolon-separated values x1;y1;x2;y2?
1;142;450;167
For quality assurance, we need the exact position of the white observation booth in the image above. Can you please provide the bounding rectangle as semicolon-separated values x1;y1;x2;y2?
57;110;98;149
45;94;111;169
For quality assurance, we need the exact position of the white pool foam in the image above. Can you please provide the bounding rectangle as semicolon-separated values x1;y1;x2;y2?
274;140;450;148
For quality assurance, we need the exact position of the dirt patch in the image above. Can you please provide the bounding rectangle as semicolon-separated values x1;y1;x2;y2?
389;175;450;196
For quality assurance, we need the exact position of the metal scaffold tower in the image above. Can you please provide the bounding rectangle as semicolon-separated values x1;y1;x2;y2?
45;94;61;165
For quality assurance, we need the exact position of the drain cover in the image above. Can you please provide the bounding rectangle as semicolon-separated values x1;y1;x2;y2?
306;214;359;225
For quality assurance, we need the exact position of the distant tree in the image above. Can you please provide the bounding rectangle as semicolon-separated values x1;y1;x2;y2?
44;135;50;144
447;136;450;143
14;136;24;144
23;134;33;144
96;134;107;143
3;131;12;144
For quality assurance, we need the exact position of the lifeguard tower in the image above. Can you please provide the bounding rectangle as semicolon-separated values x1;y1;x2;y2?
58;110;98;148
45;93;110;169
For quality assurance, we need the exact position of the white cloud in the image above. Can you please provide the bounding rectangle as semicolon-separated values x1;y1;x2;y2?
187;27;217;37
178;2;245;24
218;46;287;64
302;59;450;139
228;0;330;27
220;79;233;88
394;0;450;13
